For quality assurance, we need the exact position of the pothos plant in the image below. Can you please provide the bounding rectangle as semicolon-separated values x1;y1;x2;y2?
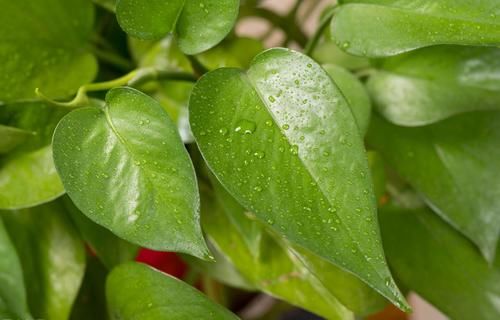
1;0;499;319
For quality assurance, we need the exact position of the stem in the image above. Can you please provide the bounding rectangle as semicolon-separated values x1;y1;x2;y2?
187;55;209;76
129;69;198;87
304;6;336;56
36;71;137;108
36;67;199;108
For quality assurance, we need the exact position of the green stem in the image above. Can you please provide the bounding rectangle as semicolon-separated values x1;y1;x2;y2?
36;67;199;108
129;69;198;87
187;55;209;76
36;70;138;108
304;6;336;56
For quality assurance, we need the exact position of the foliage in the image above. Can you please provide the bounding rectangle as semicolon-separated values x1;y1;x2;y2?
0;0;499;319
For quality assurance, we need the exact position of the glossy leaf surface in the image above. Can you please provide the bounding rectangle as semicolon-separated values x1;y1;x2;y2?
2;201;86;320
380;205;500;320
116;0;239;54
106;262;239;319
368;46;500;126
323;64;371;135
368;112;500;261
53;87;208;258
332;0;500;57
0;218;31;319
190;48;408;310
63;196;138;269
0;102;67;209
0;0;97;101
201;181;387;318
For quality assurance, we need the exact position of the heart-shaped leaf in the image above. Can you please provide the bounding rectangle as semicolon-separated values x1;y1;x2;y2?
368;112;500;261
2;200;86;320
200;180;387;318
0;0;97;101
106;262;239;319
0;218;31;319
367;46;500;126
189;48;408;310
53;87;209;258
380;204;500;320
116;0;239;54
0;101;67;209
63;195;138;269
332;0;500;57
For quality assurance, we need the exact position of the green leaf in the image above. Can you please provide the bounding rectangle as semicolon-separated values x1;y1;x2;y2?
323;64;372;136
106;262;240;319
189;48;408;310
0;0;97;101
367;46;500;126
2;200;86;320
312;40;370;71
332;0;500;57
0;101;67;209
380;204;500;320
202;180;387;318
0;124;33;154
63;195;138;269
116;0;239;54
368;112;500;261
53;87;209;258
0;218;31;319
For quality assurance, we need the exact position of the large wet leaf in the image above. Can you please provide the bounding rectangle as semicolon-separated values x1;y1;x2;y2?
332;0;500;57
201;180;387;318
2;201;86;320
0;0;97;101
190;48;408;310
63;196;138;269
53;87;208;258
368;112;500;261
380;204;500;320
367;46;500;126
0;101;67;209
0;218;31;319
106;262;239;319
116;0;239;54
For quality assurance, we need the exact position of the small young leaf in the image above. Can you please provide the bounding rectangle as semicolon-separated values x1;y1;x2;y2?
332;0;500;57
106;262;240;319
53;87;209;258
0;218;31;320
116;0;239;54
380;204;500;320
62;196;138;269
368;112;500;261
367;46;500;126
0;102;67;209
0;0;97;101
2;201;86;320
190;48;408;310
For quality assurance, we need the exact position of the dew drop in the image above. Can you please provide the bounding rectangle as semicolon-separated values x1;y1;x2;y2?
234;119;256;135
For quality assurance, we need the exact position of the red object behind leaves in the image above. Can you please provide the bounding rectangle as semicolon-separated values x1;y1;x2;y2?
136;249;188;278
